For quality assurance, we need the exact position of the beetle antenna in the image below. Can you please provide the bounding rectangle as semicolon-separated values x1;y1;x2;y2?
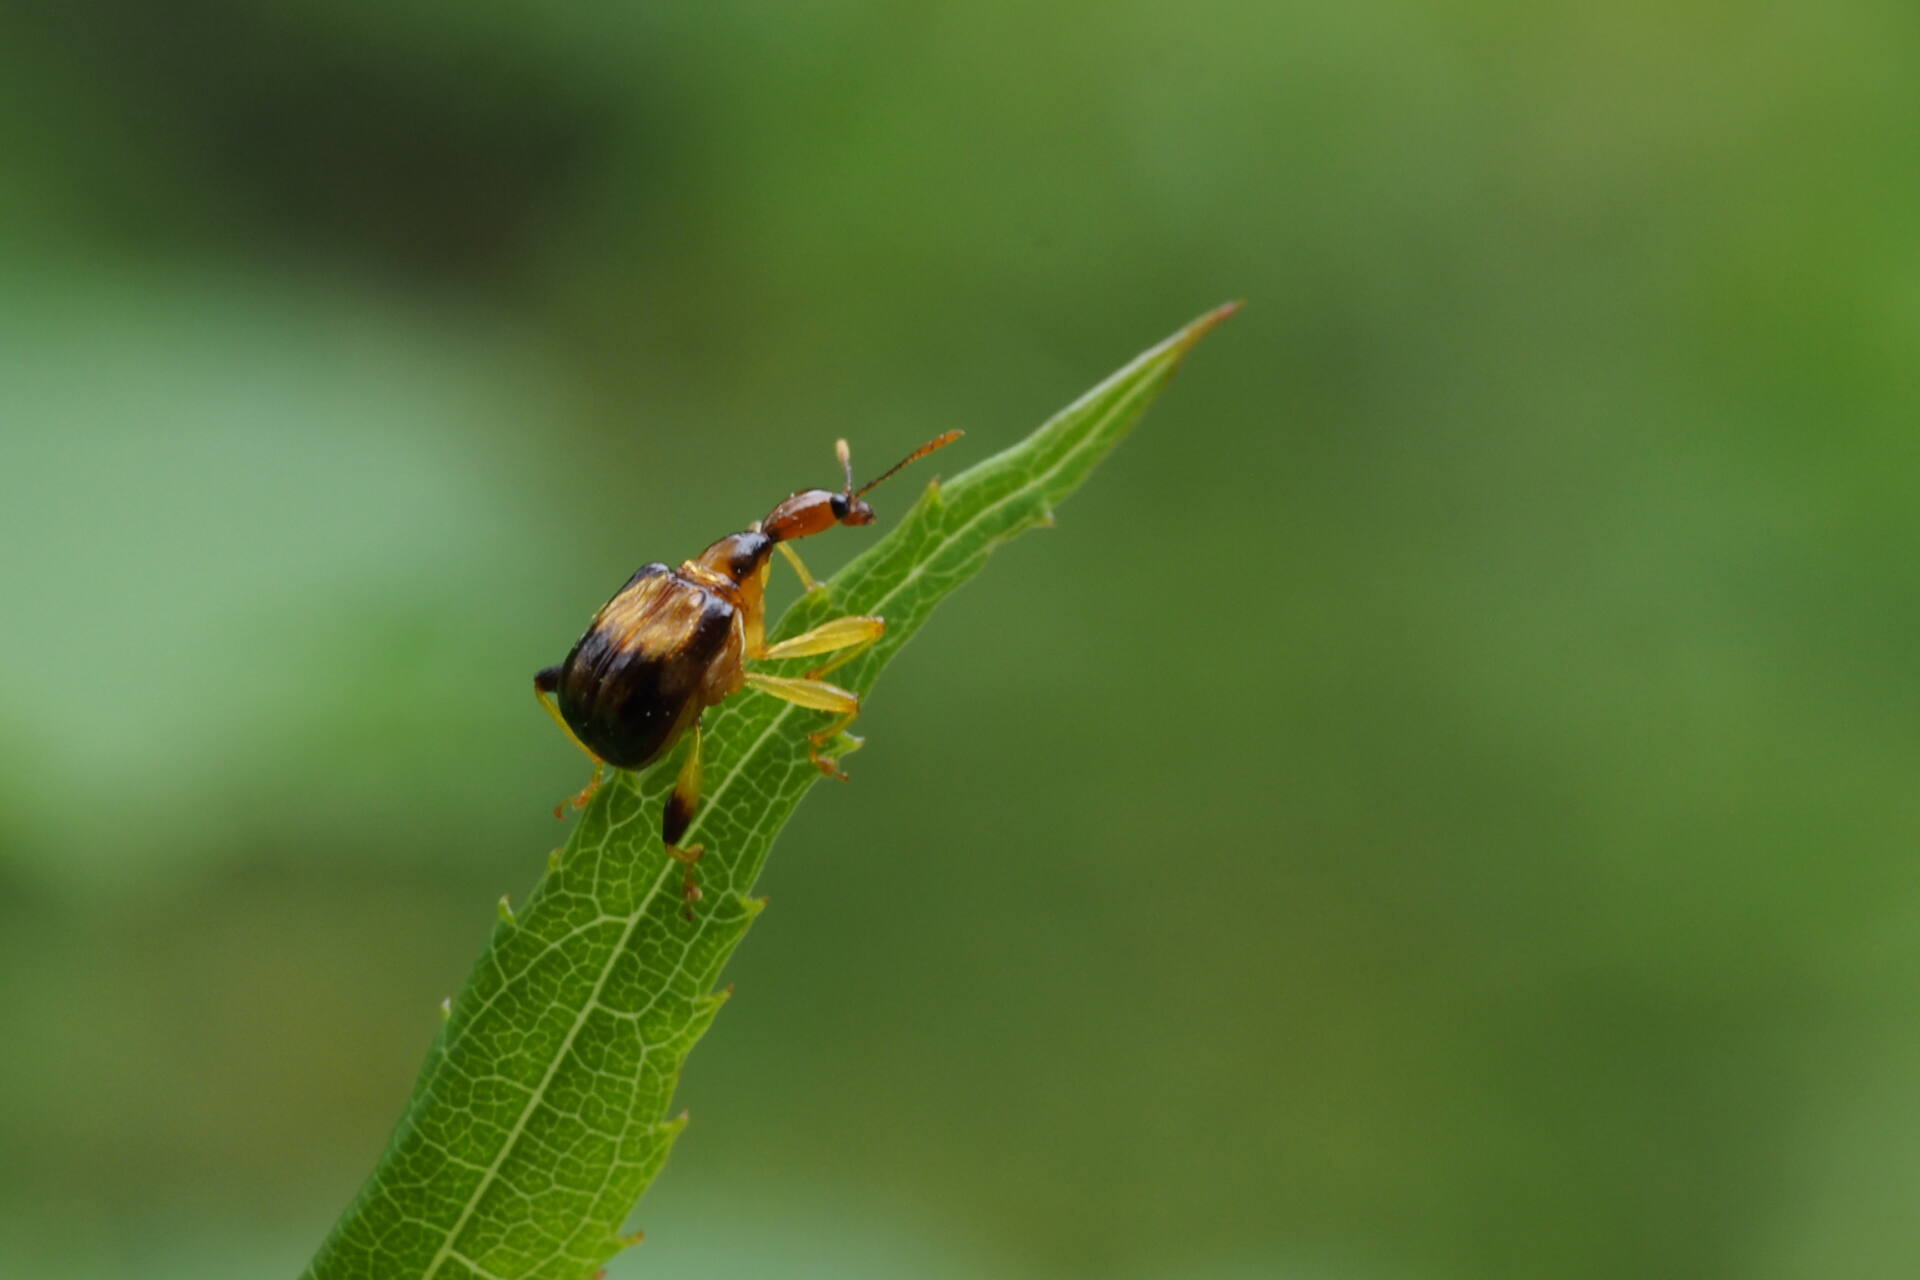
854;430;964;496
836;438;856;494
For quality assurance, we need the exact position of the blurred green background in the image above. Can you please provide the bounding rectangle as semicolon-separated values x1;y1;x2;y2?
3;2;1916;1277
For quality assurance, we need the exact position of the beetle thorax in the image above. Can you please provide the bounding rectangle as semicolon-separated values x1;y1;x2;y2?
685;530;773;590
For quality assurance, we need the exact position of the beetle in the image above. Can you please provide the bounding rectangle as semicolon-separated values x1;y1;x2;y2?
534;429;962;912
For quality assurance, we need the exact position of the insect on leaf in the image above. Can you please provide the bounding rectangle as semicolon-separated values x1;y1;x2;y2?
302;303;1238;1280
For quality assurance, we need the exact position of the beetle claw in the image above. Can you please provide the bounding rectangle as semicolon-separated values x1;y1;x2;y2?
807;738;851;780
553;763;605;820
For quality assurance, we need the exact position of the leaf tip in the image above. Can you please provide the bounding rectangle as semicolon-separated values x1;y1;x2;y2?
438;996;452;1021
496;893;516;926
1172;299;1242;356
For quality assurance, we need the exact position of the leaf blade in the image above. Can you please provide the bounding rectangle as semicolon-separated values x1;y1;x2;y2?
303;304;1235;1280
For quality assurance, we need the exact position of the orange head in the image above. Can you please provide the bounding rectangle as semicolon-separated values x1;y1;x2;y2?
760;430;963;542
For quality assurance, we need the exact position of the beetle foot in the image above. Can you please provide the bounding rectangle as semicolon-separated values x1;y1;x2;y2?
668;843;705;920
807;735;859;781
553;763;605;819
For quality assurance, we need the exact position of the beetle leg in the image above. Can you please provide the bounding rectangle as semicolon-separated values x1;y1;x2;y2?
743;672;864;779
554;762;606;820
757;614;885;678
535;666;606;819
776;542;826;593
663;723;706;920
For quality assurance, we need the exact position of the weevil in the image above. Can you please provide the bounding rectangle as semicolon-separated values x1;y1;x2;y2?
534;430;963;913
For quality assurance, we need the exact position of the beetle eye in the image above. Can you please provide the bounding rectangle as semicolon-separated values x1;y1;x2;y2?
829;493;850;519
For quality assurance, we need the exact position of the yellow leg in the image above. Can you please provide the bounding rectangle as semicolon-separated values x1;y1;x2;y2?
760;614;885;679
535;667;605;819
663;724;706;918
744;671;864;779
777;542;825;593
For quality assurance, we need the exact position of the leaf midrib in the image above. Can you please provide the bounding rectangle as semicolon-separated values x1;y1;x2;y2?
420;841;678;1279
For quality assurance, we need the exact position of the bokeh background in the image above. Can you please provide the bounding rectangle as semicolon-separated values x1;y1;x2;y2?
4;2;1916;1277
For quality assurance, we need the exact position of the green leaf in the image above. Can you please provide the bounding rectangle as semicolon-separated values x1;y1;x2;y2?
302;304;1237;1280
